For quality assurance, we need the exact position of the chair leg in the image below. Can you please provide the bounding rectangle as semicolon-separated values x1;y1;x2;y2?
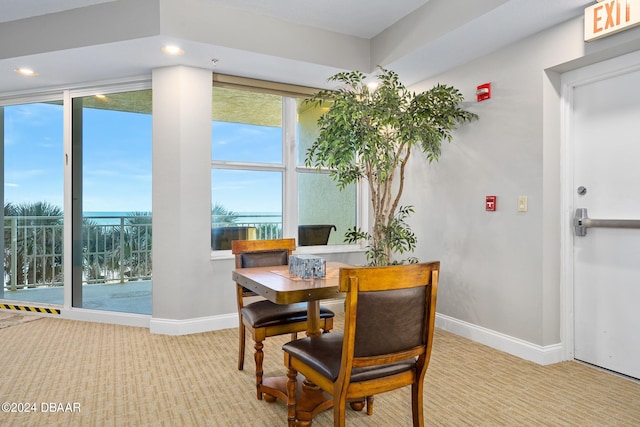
333;395;347;427
366;396;374;415
286;367;298;427
254;340;264;400
323;318;334;333
411;382;424;427
238;322;246;371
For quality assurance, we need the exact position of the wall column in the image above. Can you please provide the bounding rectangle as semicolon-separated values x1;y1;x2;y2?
151;66;212;321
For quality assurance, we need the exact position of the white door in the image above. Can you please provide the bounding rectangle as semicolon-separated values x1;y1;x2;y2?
567;54;640;380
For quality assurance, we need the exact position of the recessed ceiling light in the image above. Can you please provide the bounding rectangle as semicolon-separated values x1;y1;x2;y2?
15;68;38;77
366;81;379;91
162;45;184;56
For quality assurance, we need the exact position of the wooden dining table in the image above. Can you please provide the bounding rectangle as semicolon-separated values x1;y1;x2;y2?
232;261;352;423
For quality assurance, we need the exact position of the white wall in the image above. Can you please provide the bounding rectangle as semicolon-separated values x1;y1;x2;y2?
150;65;365;334
404;16;640;358
151;66;214;322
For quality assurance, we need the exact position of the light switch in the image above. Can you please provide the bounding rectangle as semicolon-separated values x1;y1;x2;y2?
518;196;528;212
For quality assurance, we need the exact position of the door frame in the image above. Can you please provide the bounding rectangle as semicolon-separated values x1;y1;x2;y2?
560;49;640;362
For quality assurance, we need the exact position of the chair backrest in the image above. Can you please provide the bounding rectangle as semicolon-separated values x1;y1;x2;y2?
338;261;439;377
298;225;336;246
232;238;297;299
231;238;296;268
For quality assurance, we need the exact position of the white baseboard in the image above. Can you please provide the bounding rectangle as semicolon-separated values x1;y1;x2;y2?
148;303;565;367
63;307;150;328
149;299;346;336
435;313;566;366
150;313;236;335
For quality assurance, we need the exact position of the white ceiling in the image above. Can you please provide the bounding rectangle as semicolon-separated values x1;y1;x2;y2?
205;0;431;39
0;0;592;96
0;0;115;23
0;0;429;38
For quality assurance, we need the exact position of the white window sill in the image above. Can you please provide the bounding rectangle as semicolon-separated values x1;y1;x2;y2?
209;244;365;261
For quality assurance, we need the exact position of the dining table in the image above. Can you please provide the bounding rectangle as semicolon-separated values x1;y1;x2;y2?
232;261;360;423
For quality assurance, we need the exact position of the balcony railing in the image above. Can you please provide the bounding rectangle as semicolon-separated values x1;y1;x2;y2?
3;215;152;291
212;213;283;240
3;214;282;291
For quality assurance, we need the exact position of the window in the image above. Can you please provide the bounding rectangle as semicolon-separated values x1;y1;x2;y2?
296;98;356;245
211;75;358;250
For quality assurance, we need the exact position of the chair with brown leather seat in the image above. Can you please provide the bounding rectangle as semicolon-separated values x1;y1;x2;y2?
282;261;439;427
232;238;336;400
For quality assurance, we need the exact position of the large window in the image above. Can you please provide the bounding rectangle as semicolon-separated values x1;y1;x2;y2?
211;76;357;250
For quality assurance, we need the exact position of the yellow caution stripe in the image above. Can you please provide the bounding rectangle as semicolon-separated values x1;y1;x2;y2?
0;303;60;315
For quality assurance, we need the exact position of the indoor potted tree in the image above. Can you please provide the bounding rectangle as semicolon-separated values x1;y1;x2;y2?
305;67;477;266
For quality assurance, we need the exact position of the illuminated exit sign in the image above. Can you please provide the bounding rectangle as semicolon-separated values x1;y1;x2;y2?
585;0;640;41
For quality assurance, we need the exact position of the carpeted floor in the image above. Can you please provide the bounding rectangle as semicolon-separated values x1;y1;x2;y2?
0;311;41;329
0;312;639;426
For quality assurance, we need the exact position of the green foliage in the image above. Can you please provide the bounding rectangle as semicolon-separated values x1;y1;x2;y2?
345;205;419;266
3;201;64;286
306;67;477;265
3;204;154;287
212;203;238;224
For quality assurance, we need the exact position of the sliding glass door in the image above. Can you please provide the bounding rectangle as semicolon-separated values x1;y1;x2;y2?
72;89;152;314
2;87;152;316
2;100;65;305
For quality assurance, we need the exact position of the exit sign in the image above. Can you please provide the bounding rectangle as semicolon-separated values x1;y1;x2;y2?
585;0;640;41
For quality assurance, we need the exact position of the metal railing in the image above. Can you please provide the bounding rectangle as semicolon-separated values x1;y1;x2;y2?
4;214;282;291
212;213;283;240
3;215;152;291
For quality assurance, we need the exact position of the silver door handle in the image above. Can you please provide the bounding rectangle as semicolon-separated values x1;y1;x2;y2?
574;208;640;236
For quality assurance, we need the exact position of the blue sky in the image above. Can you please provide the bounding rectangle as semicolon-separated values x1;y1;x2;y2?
211;121;283;213
4;102;151;213
4;102;283;214
4;103;65;209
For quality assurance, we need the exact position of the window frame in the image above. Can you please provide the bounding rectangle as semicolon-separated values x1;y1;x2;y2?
210;74;367;257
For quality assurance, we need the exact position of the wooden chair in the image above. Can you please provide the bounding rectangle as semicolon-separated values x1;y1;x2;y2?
232;238;336;400
282;261;439;427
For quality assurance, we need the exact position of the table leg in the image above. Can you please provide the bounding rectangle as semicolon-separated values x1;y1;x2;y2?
305;300;321;338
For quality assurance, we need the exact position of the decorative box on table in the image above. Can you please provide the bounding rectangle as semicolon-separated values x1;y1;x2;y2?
289;255;326;279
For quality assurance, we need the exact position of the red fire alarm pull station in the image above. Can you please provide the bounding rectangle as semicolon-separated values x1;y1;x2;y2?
476;83;491;102
485;195;497;211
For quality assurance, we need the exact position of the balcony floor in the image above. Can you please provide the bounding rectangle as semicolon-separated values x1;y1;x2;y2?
1;280;151;315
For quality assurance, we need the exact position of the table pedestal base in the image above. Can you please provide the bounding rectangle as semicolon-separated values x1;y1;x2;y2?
260;375;366;426
261;375;332;425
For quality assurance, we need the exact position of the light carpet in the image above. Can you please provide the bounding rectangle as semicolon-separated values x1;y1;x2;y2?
0;311;41;329
0;312;639;426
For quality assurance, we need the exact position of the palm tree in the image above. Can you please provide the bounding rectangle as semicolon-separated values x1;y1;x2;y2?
82;217;113;283
123;212;152;280
4;201;63;288
212;203;238;225
3;202;16;289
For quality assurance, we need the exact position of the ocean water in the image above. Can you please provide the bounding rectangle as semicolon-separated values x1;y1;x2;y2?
83;211;150;225
84;211;282;225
